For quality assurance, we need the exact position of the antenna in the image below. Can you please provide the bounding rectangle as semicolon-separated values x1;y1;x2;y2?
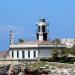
10;30;14;45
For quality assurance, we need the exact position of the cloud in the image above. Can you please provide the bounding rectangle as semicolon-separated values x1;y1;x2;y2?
0;25;24;36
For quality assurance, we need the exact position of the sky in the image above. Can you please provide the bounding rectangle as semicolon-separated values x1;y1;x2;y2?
0;0;75;50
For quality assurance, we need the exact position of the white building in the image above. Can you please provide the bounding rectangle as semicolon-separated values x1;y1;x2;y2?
61;39;75;48
8;17;65;62
0;17;66;64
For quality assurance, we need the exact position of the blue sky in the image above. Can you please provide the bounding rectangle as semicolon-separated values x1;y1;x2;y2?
0;0;75;50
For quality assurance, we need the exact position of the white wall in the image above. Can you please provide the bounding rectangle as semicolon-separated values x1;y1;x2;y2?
14;50;17;59
9;51;12;58
25;50;28;59
36;50;38;58
38;48;52;58
30;50;34;58
39;35;43;41
9;49;38;59
19;50;22;59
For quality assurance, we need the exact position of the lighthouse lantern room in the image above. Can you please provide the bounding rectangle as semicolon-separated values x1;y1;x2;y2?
36;16;48;41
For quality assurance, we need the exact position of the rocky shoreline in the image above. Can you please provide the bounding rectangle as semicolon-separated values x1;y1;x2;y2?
0;62;75;75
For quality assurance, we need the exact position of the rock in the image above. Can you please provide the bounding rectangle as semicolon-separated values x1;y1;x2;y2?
19;72;26;75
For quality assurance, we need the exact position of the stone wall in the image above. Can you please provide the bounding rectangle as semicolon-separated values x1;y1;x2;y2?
0;59;37;65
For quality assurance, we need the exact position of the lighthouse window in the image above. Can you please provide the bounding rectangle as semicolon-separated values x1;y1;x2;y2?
37;34;39;40
12;51;14;58
40;19;45;22
34;51;36;57
22;51;25;58
28;51;30;58
43;33;47;41
42;26;45;32
38;26;40;32
17;51;19;58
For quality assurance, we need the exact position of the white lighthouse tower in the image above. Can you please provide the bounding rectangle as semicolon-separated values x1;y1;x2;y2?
36;17;48;41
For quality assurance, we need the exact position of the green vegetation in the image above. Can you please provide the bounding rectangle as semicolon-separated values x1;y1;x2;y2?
41;43;75;63
66;46;75;55
18;39;25;43
51;39;75;63
52;38;61;44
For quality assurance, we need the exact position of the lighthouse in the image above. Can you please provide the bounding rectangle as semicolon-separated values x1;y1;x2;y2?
36;17;48;41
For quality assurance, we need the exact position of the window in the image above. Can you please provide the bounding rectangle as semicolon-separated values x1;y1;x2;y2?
38;26;40;32
34;51;36;57
22;51;25;58
12;51;14;58
28;51;30;58
40;18;45;22
43;33;47;41
37;34;39;40
17;51;19;58
42;26;45;32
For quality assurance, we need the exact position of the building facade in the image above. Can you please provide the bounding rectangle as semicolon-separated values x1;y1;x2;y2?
8;17;65;62
61;39;75;48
